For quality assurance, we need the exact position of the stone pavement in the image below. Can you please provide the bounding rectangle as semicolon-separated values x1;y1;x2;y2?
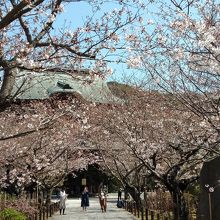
50;194;136;220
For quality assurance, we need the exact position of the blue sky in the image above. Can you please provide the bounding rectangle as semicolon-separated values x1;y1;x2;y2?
0;1;153;83
53;1;149;83
54;1;92;28
54;1;130;30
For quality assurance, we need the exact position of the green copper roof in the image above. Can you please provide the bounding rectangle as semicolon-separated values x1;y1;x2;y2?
12;70;122;103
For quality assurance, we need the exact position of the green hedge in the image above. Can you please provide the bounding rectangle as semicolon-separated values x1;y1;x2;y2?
0;208;27;220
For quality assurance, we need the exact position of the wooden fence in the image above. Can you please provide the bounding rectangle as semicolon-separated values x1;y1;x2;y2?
28;202;60;220
124;200;171;220
123;200;196;220
0;192;60;220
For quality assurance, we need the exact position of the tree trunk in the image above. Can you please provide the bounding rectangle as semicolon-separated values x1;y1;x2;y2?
0;68;17;104
45;188;53;205
125;185;142;209
171;187;189;220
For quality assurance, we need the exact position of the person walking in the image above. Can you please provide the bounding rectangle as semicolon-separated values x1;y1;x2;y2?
118;188;122;201
59;189;67;215
117;187;124;208
81;186;89;211
98;183;108;212
99;189;107;212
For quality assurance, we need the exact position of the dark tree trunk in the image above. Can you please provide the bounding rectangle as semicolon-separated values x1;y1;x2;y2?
45;188;53;205
170;187;189;220
0;68;17;104
125;185;142;209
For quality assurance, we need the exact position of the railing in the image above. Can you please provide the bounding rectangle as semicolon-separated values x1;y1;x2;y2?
0;191;60;220
124;200;172;220
123;192;197;220
28;202;60;220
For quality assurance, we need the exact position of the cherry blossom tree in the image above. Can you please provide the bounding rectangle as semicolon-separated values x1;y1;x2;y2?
0;0;146;106
0;0;147;211
84;85;215;220
2;2;220;219
84;120;145;206
122;3;220;218
128;0;220;142
0;93;98;203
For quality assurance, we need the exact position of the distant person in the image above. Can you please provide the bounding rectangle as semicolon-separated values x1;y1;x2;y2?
59;189;67;215
81;186;89;211
118;188;122;201
99;189;107;212
98;183;107;212
103;185;108;194
117;187;124;208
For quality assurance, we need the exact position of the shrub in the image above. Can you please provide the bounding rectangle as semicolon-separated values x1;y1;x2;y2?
0;196;37;218
0;208;27;220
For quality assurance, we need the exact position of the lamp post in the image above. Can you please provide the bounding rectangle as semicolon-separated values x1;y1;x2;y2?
205;185;214;220
36;181;38;204
205;180;220;220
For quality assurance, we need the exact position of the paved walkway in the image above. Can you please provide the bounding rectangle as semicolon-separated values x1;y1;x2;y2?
50;194;136;220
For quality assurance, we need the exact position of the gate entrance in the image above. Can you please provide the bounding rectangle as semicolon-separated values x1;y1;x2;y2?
64;164;112;197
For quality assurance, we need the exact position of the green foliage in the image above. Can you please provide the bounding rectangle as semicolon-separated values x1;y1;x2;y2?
0;208;27;220
108;177;121;193
187;181;201;199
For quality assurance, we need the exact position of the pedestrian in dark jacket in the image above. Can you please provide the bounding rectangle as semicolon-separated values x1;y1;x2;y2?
81;186;89;211
118;188;122;201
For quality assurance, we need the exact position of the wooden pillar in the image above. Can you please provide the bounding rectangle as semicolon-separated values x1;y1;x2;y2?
49;204;52;217
156;212;160;220
46;206;49;218
56;202;59;211
137;204;140;218
39;209;42;220
150;210;154;220
134;202;136;216
145;208;148;220
141;207;144;220
43;207;45;220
